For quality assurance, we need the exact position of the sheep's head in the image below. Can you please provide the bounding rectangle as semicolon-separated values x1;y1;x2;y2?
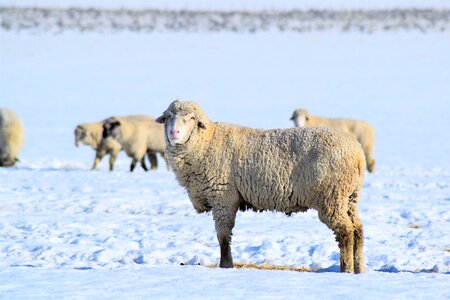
102;118;122;140
156;100;208;146
290;109;310;127
74;125;88;147
0;153;18;167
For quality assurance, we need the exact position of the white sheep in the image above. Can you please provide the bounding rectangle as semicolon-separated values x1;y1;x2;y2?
291;109;376;173
156;100;366;273
103;116;169;172
0;108;25;167
75;122;122;171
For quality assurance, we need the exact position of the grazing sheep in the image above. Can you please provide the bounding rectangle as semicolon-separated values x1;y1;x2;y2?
291;109;376;173
0;108;25;167
103;116;169;172
75;122;122;171
156;100;366;273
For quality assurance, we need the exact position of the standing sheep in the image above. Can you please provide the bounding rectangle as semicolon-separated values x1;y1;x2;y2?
156;100;366;273
75;122;122;171
291;109;376;173
103;116;169;172
75;115;154;171
0;108;25;167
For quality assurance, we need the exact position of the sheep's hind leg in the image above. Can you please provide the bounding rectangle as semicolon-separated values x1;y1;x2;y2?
140;158;149;171
319;208;355;273
364;146;375;173
348;197;364;273
130;159;138;172
147;152;158;170
213;204;238;268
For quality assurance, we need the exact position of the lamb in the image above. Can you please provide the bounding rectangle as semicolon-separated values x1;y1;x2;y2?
291;109;376;173
75;122;122;171
156;100;366;273
103;116;169;172
0;108;25;167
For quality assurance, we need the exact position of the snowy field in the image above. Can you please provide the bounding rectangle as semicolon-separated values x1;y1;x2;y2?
1;4;450;299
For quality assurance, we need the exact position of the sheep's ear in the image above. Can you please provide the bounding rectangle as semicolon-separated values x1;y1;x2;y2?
156;115;166;124
290;114;295;121
198;121;207;130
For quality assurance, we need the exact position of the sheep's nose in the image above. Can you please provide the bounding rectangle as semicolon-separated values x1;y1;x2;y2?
170;129;180;139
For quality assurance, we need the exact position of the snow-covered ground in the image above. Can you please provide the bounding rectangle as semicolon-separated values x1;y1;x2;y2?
1;14;450;300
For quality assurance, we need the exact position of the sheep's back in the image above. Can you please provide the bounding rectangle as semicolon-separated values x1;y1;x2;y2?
142;122;166;153
317;117;374;143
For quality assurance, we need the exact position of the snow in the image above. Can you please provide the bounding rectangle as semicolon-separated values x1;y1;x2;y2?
1;267;449;299
1;9;450;299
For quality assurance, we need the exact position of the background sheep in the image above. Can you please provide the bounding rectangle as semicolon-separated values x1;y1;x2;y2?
75;122;122;171
103;116;169;172
156;100;366;273
291;109;376;173
75;115;155;171
0;108;25;167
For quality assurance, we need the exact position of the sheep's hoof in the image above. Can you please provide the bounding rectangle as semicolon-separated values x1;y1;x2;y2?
219;261;234;268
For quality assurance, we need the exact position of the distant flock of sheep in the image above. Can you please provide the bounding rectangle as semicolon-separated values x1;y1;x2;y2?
0;101;376;273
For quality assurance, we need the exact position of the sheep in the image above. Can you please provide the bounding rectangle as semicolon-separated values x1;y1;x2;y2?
75;122;122;171
156;100;366;273
0;108;25;167
291;109;376;173
75;115;154;171
103;116;169;172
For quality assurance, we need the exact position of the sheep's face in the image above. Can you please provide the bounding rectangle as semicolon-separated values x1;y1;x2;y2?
74;126;88;147
110;125;122;140
290;109;310;127
157;100;208;146
164;112;198;146
102;119;121;140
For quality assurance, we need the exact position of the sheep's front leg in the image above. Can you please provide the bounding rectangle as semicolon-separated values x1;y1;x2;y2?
109;152;119;171
92;153;104;170
212;204;238;268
